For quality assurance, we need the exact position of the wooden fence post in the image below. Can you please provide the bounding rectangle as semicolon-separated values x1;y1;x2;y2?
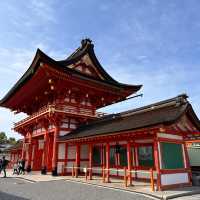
124;167;127;187
85;166;88;181
150;168;155;192
129;169;132;186
89;167;92;180
61;164;63;176
75;164;78;178
72;164;74;178
102;166;105;183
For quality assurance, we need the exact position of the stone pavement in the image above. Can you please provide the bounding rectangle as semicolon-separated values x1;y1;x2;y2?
0;178;153;200
4;170;200;200
174;194;200;200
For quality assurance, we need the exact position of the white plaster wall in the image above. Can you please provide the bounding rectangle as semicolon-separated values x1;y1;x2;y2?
59;130;70;136
80;161;89;172
118;169;125;176
118;141;127;145
161;173;189;185
67;146;76;159
58;143;65;159
157;133;183;140
66;161;75;172
38;139;44;149
110;168;117;176
135;139;153;143
188;147;200;166
117;169;156;178
60;123;69;128
48;124;55;130
80;144;89;159
133;170;157;179
92;167;102;174
57;162;65;173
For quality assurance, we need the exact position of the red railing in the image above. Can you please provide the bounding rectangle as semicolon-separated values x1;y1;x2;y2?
14;104;106;128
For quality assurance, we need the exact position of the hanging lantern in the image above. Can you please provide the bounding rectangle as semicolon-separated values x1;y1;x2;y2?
50;85;54;90
48;79;53;84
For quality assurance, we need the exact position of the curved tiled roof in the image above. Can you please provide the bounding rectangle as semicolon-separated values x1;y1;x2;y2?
0;39;142;108
59;94;200;141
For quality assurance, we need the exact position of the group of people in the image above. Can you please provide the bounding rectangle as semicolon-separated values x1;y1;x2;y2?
13;159;25;175
0;156;26;177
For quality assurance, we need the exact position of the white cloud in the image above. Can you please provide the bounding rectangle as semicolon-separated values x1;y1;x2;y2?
99;60;200;118
0;42;69;139
29;0;57;23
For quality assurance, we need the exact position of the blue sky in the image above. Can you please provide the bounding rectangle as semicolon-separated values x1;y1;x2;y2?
0;0;199;139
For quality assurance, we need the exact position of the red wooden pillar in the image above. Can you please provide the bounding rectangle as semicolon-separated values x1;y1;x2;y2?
41;127;49;174
52;125;59;176
154;139;161;191
89;144;93;180
133;142;138;179
75;144;80;177
106;143;110;183
183;143;192;185
21;138;26;160
27;132;32;172
127;142;132;186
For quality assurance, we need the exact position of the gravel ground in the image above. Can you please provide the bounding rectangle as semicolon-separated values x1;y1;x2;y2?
0;178;154;200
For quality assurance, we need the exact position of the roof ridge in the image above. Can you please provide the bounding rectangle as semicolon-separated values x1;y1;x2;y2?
119;93;188;117
59;38;93;63
70;94;189;132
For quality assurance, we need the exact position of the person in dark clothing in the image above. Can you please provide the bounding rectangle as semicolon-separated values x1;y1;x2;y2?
19;159;25;175
13;161;19;175
1;156;8;178
0;159;2;172
21;159;25;175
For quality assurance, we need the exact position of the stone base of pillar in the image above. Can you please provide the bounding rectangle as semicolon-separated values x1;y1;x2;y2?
41;166;47;175
26;165;31;173
52;167;58;176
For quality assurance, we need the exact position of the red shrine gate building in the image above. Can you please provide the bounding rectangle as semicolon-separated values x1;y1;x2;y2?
1;39;200;190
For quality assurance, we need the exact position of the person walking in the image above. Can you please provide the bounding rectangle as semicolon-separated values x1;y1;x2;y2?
18;160;22;174
1;156;9;178
19;159;25;175
13;162;18;175
21;159;25;175
0;159;2;173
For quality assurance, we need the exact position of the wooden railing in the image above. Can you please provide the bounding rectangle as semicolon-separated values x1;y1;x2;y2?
14;105;50;127
14;104;106;128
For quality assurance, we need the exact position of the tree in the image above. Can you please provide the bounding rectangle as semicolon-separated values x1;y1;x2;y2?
0;132;7;144
7;137;17;145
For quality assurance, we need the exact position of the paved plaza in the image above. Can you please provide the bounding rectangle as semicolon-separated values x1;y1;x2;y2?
0;178;154;200
0;171;200;200
175;194;200;200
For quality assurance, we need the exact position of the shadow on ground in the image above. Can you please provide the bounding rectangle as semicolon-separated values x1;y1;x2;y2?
0;192;29;200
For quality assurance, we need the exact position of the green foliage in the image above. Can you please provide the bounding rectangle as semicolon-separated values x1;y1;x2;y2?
0;132;17;145
0;132;7;144
8;137;16;145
